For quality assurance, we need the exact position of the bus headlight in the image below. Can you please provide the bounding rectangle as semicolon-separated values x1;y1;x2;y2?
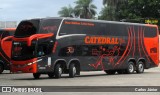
13;42;20;45
27;62;33;66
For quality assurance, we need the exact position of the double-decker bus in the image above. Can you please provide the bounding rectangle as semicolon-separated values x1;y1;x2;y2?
0;28;15;73
11;17;159;79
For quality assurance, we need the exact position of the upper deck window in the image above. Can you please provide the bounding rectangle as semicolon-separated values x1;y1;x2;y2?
39;19;61;34
59;20;109;36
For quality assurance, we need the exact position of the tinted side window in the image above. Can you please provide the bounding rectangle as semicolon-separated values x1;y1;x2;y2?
110;23;127;36
39;19;61;34
144;27;157;37
59;20;110;36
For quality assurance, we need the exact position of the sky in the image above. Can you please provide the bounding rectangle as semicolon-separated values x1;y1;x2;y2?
0;0;103;22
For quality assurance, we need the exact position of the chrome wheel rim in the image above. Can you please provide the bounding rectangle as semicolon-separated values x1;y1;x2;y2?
138;64;143;72
129;64;134;73
73;66;76;75
59;67;62;75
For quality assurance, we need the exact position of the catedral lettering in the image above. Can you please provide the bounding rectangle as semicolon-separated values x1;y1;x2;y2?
11;17;159;79
85;36;119;44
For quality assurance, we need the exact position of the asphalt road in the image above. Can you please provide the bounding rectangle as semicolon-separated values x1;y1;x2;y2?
0;66;160;95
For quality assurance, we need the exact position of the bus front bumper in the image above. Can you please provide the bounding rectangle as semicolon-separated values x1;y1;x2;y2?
11;58;38;73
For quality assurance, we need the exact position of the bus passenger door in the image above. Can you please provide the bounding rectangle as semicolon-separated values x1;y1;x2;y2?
36;40;54;71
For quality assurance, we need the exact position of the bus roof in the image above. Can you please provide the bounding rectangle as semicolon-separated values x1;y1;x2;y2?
22;17;158;28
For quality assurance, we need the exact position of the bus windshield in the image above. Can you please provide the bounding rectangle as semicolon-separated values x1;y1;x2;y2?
12;41;36;60
14;20;39;38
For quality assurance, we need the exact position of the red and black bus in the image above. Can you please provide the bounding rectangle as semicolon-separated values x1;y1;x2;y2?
11;17;159;79
0;28;15;73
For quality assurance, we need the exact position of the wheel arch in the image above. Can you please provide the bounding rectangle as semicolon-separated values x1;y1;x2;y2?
53;59;67;71
137;58;146;68
128;58;136;66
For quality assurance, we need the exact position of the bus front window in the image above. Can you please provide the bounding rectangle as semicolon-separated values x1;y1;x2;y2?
12;41;36;60
37;46;45;57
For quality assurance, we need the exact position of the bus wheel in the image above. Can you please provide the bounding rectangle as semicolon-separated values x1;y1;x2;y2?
69;63;76;78
33;73;41;79
104;70;116;75
48;73;54;78
136;61;144;73
126;61;135;74
55;64;62;78
0;64;4;74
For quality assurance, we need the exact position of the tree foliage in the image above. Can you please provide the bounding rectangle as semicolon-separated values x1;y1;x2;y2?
100;0;160;21
58;5;74;17
103;0;127;7
58;0;97;19
118;0;160;20
74;0;97;19
100;0;127;20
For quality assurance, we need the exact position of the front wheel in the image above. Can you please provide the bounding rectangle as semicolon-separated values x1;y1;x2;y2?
136;61;144;73
69;63;77;78
126;61;135;74
33;73;41;79
54;64;62;78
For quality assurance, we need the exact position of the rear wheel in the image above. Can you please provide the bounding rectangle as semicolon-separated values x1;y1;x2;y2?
33;73;41;79
54;64;62;78
104;70;116;75
48;73;54;78
136;61;144;73
126;61;135;74
69;63;77;78
0;64;4;74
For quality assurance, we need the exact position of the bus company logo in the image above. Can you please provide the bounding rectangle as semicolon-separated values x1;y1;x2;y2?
84;36;125;45
2;87;12;92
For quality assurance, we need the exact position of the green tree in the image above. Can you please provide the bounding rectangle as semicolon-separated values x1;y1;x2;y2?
58;5;74;17
99;6;116;20
74;0;97;19
100;0;127;20
117;0;160;20
103;0;126;7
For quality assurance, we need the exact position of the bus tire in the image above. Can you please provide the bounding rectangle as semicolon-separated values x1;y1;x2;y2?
104;70;116;75
136;61;144;73
33;73;41;79
0;64;4;74
69;63;76;78
126;61;135;74
54;64;62;78
48;73;54;78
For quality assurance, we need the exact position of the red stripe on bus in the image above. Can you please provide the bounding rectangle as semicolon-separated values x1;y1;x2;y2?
138;29;142;57
116;29;131;65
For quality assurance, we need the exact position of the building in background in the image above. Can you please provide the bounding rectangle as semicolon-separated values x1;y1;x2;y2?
0;21;17;28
